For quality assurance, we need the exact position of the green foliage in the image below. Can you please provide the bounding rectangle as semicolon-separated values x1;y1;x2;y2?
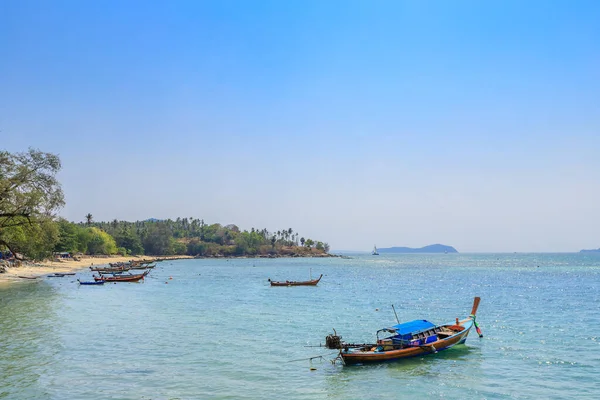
86;227;117;255
1;218;58;260
186;238;206;256
143;222;173;255
55;218;79;252
0;148;64;259
304;238;314;248
171;239;186;255
113;227;144;255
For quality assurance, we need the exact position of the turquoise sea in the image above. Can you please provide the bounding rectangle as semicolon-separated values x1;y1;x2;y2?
1;254;599;399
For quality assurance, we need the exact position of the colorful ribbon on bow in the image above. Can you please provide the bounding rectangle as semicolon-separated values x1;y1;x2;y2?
470;314;483;338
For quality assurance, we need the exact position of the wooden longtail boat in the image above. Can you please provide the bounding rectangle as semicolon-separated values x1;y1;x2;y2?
77;279;105;285
90;266;131;273
332;297;483;365
94;270;149;282
129;264;155;270
268;274;323;286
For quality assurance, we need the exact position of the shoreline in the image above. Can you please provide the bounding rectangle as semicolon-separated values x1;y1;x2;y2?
0;252;339;286
0;255;192;285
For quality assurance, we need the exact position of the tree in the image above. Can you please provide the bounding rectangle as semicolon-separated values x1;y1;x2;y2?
300;237;305;247
55;218;79;253
85;213;93;226
3;218;58;260
0;148;64;259
143;222;173;255
113;227;144;255
305;238;314;248
85;227;117;255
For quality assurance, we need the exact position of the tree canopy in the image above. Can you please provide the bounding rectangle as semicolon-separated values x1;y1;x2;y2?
0;149;64;259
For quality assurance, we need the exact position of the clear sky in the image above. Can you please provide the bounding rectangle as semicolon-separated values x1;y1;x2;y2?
1;0;599;252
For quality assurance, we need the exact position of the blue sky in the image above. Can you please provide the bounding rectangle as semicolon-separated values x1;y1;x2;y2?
1;0;599;252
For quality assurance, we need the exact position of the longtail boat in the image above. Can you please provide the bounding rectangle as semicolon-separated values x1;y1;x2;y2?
268;274;323;286
129;264;155;270
94;270;149;282
90;266;131;273
329;297;483;365
78;279;105;285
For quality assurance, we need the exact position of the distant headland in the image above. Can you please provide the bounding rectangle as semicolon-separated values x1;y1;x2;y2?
377;244;458;254
579;248;600;253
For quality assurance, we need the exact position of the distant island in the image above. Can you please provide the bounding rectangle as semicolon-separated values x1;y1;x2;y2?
378;244;458;254
580;248;600;253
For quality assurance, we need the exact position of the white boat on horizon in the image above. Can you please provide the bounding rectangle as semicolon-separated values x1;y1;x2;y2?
372;245;379;255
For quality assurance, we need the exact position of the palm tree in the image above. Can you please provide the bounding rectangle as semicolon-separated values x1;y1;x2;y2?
85;213;93;226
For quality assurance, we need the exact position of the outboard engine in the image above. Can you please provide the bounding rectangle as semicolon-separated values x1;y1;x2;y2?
325;329;342;349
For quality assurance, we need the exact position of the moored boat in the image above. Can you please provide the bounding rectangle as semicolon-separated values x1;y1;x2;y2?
90;266;131;273
268;274;323;286
77;279;105;285
129;264;155;270
94;270;149;282
329;297;482;365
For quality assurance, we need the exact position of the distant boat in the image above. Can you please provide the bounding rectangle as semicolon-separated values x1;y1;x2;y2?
94;270;149;282
77;279;105;285
268;274;323;287
372;245;379;255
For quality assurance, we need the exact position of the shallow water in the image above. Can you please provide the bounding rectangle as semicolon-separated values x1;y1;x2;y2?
1;254;599;399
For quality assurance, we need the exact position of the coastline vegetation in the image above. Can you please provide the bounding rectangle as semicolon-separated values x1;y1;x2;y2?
1;148;330;261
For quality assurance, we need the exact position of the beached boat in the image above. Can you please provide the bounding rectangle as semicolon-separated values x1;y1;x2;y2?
94;270;149;282
328;297;482;365
77;279;105;285
372;245;379;255
268;274;323;286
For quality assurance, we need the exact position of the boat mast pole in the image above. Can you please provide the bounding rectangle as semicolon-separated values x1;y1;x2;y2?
391;304;400;323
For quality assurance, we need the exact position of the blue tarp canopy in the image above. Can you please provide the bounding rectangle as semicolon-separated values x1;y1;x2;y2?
386;319;436;340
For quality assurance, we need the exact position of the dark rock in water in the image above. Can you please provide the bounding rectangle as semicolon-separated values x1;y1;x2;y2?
378;244;458;254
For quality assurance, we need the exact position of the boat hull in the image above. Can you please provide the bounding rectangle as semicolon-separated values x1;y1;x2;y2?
341;319;473;365
78;280;105;285
94;270;149;282
269;274;322;286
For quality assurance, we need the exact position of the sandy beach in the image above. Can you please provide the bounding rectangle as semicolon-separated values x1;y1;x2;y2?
0;255;192;285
